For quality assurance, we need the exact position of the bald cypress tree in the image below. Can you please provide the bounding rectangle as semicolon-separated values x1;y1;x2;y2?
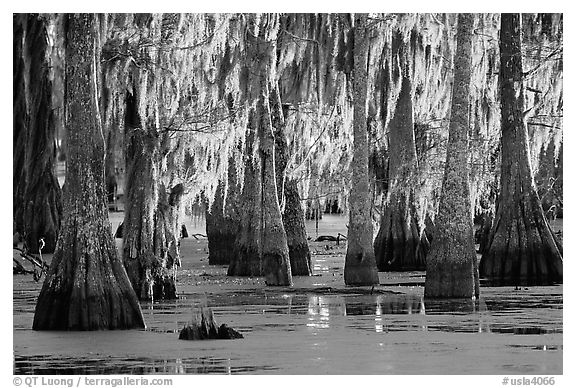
344;13;379;286
33;14;145;330
479;13;562;286
13;14;62;254
228;14;292;286
424;13;479;299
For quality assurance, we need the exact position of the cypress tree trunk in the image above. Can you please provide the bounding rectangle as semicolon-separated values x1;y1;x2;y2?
271;85;312;276
151;182;183;299
33;14;145;330
424;13;479;299
479;13;562;286
374;75;429;271
104;122;119;208
207;155;241;265
228;14;292;286
122;126;161;300
283;178;312;275
259;92;293;285
228;118;264;276
13;14;62;253
13;15;27;236
122;99;179;300
206;180;228;265
344;13;379;286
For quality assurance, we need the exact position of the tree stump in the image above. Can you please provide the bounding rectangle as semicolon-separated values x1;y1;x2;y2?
178;307;243;340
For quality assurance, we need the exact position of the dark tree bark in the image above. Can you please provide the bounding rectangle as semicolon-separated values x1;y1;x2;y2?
424;13;479;299
13;14;62;254
344;14;379;286
374;74;429;271
228;14;292;286
104;121;119;208
206;157;240;265
33;14;145;330
13;16;27;236
206;180;232;265
479;13;562;286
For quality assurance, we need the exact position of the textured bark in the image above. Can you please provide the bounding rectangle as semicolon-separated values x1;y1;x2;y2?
425;13;479;299
13;14;62;254
479;14;562;286
122;116;159;301
228;14;292;286
259;91;292;286
33;14;145;330
178;307;243;340
374;75;429;271
206;162;240;265
151;182;183;299
271;85;312;276
344;14;379;286
122;107;179;300
228;118;263;276
13;16;27;236
284;179;312;275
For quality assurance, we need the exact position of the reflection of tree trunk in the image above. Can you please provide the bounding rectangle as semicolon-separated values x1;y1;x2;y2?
479;13;562;286
344;14;379;286
33;14;144;330
374;75;428;271
206;157;240;265
13;14;62;253
425;13;479;299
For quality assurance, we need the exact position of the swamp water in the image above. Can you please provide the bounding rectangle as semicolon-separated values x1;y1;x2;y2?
13;215;563;374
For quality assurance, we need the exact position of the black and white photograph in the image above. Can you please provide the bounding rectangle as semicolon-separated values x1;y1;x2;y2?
9;5;568;383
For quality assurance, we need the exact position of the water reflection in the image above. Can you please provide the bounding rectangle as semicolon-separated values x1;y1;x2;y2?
303;294;508;334
14;355;278;375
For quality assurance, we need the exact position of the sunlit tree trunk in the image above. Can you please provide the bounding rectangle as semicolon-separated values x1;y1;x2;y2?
33;14;145;330
424;13;479;299
374;75;429;271
13;14;62;253
344;13;379;286
479;13;562;286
